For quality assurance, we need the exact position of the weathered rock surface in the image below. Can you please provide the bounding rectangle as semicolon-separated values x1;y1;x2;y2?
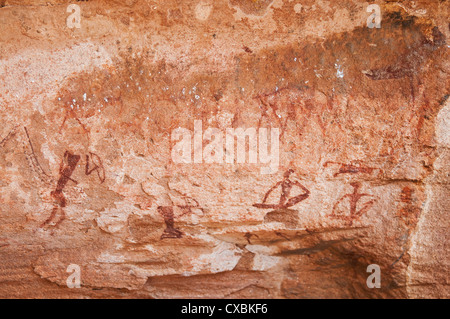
0;0;448;298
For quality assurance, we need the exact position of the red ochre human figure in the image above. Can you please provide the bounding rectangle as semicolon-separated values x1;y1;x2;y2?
41;151;104;228
331;182;376;226
41;151;80;228
158;206;181;239
253;169;310;209
158;196;201;239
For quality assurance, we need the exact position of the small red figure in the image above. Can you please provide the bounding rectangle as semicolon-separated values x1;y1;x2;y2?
41;151;80;228
331;182;377;226
253;169;310;209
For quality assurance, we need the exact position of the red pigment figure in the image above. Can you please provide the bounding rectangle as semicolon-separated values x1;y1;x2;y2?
324;161;377;177
158;196;201;239
41;151;105;228
158;206;181;239
41;151;80;228
253;169;310;209
85;152;105;183
331;182;377;226
24;127;50;178
244;232;260;244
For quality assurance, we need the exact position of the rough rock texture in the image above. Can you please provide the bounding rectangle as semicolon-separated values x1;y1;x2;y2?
0;0;448;298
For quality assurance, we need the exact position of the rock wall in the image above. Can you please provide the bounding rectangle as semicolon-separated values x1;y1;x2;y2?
0;0;448;298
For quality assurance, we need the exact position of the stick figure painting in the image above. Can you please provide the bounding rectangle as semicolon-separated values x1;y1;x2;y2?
331;182;377;226
253;169;310;210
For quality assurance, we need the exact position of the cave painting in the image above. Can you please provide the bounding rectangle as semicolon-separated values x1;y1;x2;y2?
331;182;377;226
85;152;106;183
324;161;377;177
24;127;50;179
41;151;80;228
158;194;202;239
1;127;16;148
397;186;420;230
253;169;310;209
41;151;105;228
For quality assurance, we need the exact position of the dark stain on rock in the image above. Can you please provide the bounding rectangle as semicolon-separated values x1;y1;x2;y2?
264;209;299;229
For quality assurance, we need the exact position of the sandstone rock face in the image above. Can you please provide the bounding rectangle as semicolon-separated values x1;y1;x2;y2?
0;0;448;298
